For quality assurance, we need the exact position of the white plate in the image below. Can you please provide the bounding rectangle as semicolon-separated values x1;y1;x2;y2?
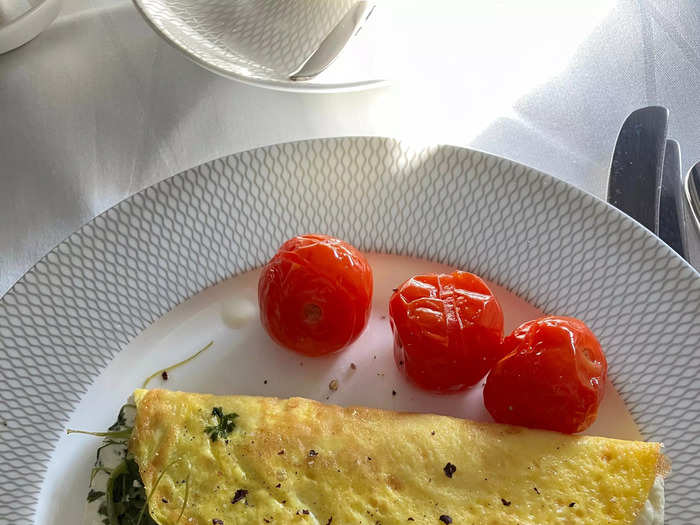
0;138;698;523
131;0;388;92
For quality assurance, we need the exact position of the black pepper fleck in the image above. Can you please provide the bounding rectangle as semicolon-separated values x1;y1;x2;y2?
501;498;511;506
232;489;248;504
264;380;268;384
309;450;318;457
533;487;540;495
212;520;223;525
431;431;436;436
264;519;270;523
350;363;357;370
161;371;168;380
161;498;168;503
569;502;576;507
392;390;396;396
392;288;398;292
408;518;414;522
326;518;333;525
399;360;404;366
278;450;285;455
367;456;372;461
439;515;452;524
443;462;456;478
275;483;281;488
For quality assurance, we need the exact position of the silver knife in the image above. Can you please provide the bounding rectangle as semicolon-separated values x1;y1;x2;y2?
658;139;688;258
607;106;668;233
289;1;375;81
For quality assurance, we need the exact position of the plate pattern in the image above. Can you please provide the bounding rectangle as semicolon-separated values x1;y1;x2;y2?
0;138;698;523
134;0;356;80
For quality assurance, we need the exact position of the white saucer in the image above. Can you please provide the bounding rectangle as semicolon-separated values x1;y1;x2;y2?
132;0;388;92
0;0;61;54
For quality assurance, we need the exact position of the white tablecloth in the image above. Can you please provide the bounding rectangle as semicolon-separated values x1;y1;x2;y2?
2;0;699;295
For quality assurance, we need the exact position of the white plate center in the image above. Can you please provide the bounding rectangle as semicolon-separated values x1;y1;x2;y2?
35;254;642;524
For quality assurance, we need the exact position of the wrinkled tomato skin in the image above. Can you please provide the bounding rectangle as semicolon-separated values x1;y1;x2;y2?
484;316;607;434
258;234;373;356
389;271;505;393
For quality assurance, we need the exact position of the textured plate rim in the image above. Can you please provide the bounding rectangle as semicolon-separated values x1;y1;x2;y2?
1;137;698;524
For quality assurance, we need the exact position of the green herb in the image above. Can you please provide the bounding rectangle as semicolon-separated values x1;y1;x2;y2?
95;439;128;466
88;489;106;502
204;406;238;442
177;471;190;523
102;458;157;525
67;403;136;440
70;336;215;524
68;334;216;525
141;341;214;388
66;428;133;439
91;455;189;525
90;466;113;485
109;404;136;431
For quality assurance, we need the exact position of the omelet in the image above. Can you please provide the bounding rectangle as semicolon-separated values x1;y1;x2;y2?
130;389;663;525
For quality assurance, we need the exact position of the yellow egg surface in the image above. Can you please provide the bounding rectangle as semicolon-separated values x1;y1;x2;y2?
130;389;661;525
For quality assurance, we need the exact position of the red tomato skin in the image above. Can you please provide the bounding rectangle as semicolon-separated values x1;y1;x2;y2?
389;271;505;393
484;316;607;434
258;234;373;356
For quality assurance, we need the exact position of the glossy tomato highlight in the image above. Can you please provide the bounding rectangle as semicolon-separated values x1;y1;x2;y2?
389;271;504;393
258;234;373;356
484;316;607;434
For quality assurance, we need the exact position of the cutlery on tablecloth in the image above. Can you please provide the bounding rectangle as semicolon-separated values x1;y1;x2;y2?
608;106;698;268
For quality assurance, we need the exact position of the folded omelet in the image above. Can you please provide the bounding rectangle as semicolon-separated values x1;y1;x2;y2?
130;389;663;525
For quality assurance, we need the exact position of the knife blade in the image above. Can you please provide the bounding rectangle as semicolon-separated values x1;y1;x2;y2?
607;106;669;232
658;139;687;258
289;1;375;81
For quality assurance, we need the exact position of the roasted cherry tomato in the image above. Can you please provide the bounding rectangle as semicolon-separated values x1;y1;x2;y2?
389;271;504;393
484;316;607;434
258;234;373;356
